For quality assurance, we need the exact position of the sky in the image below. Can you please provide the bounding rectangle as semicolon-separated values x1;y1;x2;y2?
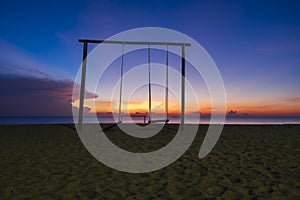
0;0;299;117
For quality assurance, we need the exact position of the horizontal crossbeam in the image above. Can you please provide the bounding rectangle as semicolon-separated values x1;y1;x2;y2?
78;39;191;47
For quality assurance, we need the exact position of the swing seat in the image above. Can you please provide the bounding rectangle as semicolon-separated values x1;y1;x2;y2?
148;119;169;123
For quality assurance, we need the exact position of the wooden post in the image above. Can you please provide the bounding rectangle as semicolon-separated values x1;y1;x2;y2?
78;41;88;130
181;44;185;128
148;44;152;122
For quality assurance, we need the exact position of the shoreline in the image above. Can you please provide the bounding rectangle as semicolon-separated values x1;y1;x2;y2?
1;122;300;126
1;116;300;125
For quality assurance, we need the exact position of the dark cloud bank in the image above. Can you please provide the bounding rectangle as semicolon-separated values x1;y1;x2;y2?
0;74;95;116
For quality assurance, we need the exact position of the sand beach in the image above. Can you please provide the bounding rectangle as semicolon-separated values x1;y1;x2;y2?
0;124;299;199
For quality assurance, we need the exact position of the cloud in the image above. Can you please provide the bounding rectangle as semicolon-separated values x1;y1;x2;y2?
0;74;96;116
283;97;300;102
0;39;99;116
0;39;72;80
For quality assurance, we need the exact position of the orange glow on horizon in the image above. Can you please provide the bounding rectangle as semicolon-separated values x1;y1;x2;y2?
72;99;300;116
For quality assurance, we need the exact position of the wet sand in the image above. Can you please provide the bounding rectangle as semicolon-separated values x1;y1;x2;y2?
0;124;299;199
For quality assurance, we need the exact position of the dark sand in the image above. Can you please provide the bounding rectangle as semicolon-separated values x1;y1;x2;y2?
0;124;299;199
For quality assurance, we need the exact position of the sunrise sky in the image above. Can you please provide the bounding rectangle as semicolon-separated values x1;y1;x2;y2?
0;0;299;117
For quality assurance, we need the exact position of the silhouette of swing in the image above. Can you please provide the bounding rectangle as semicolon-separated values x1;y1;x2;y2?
122;43;170;123
147;44;170;124
103;43;169;131
78;39;190;131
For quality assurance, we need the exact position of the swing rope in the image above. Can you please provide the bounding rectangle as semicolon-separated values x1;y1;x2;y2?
148;43;152;122
118;42;125;123
147;44;170;124
165;45;169;122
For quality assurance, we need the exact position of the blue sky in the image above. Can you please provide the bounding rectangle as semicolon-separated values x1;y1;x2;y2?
0;0;299;116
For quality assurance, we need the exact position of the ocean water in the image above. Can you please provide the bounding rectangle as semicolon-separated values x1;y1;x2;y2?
0;116;299;125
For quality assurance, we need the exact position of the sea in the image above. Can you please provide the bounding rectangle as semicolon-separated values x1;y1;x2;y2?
0;116;300;125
